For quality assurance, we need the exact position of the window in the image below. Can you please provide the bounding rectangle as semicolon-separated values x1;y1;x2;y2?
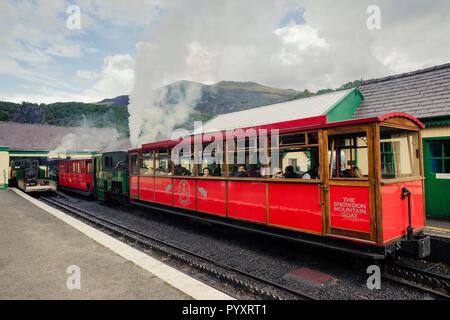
104;156;113;169
380;127;420;179
428;140;450;174
280;133;306;146
140;152;154;175
155;150;172;175
173;148;195;176
328;132;368;178
130;154;139;176
380;142;398;178
87;162;92;174
278;147;319;179
227;137;264;178
200;144;224;177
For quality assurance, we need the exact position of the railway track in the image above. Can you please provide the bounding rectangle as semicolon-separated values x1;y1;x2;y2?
37;194;317;300
382;261;450;299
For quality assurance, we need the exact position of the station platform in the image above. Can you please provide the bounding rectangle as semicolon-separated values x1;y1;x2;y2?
0;189;232;300
426;217;450;238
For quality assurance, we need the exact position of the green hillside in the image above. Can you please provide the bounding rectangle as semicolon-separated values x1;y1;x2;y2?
0;79;361;138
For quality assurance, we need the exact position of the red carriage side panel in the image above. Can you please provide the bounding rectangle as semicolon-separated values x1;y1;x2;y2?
154;177;173;205
268;183;322;234
329;186;371;233
197;179;227;217
139;176;154;202
58;159;92;192
173;178;197;210
130;176;139;199
227;181;266;223
381;180;425;243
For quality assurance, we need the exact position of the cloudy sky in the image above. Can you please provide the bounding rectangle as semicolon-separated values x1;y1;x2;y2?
1;0;450;104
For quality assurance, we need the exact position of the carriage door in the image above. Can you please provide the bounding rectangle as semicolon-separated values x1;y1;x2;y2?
129;153;139;199
325;126;375;242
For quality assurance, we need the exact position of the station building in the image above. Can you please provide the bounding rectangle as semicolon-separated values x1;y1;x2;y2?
355;63;450;219
0;122;118;188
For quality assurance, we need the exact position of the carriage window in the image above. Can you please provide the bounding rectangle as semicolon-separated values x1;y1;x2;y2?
200;144;224;177
173;148;195;176
155;150;172;175
87;162;92;174
140;152;154;175
277;147;319;179
130;154;139;175
380;127;420;179
280;133;306;146
227;137;264;178
328;132;368;178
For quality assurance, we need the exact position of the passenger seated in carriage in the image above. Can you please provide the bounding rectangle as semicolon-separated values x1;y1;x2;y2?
284;165;300;178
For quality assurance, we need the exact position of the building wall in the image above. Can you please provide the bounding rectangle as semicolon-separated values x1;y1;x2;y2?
0;147;10;189
422;126;450;138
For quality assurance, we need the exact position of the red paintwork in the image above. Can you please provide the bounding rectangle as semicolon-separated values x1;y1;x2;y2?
139;176;154;202
381;180;425;243
227;181;266;223
268;183;322;233
154;177;173;205
173;178;197;210
130;176;139;198
378;112;425;128
58;159;93;192
329;186;371;233
197;180;227;217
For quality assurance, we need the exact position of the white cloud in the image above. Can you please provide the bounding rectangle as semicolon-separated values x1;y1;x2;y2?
2;0;450;106
76;70;99;81
87;54;135;99
46;44;84;58
2;54;135;104
275;24;328;51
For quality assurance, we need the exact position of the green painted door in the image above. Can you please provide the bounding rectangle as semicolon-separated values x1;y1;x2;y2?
424;138;450;218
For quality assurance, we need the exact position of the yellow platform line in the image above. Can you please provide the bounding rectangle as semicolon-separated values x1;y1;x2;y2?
427;226;450;233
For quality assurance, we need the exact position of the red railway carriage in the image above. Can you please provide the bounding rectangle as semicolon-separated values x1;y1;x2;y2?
129;112;430;258
58;159;94;195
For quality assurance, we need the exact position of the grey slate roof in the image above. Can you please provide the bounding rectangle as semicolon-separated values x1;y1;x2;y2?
0;122;118;151
353;63;450;119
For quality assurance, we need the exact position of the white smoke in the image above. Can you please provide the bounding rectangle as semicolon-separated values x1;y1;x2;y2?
127;1;291;147
49;128;119;157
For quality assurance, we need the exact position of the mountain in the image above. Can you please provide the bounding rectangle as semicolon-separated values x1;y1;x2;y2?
0;80;360;138
97;95;129;106
97;80;300;116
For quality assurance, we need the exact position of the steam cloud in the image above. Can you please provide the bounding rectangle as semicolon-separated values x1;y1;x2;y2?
50;128;119;156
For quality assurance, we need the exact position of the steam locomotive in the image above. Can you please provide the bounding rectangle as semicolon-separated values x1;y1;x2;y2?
10;159;57;193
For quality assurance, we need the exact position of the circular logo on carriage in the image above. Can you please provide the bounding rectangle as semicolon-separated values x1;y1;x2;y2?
178;180;191;205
